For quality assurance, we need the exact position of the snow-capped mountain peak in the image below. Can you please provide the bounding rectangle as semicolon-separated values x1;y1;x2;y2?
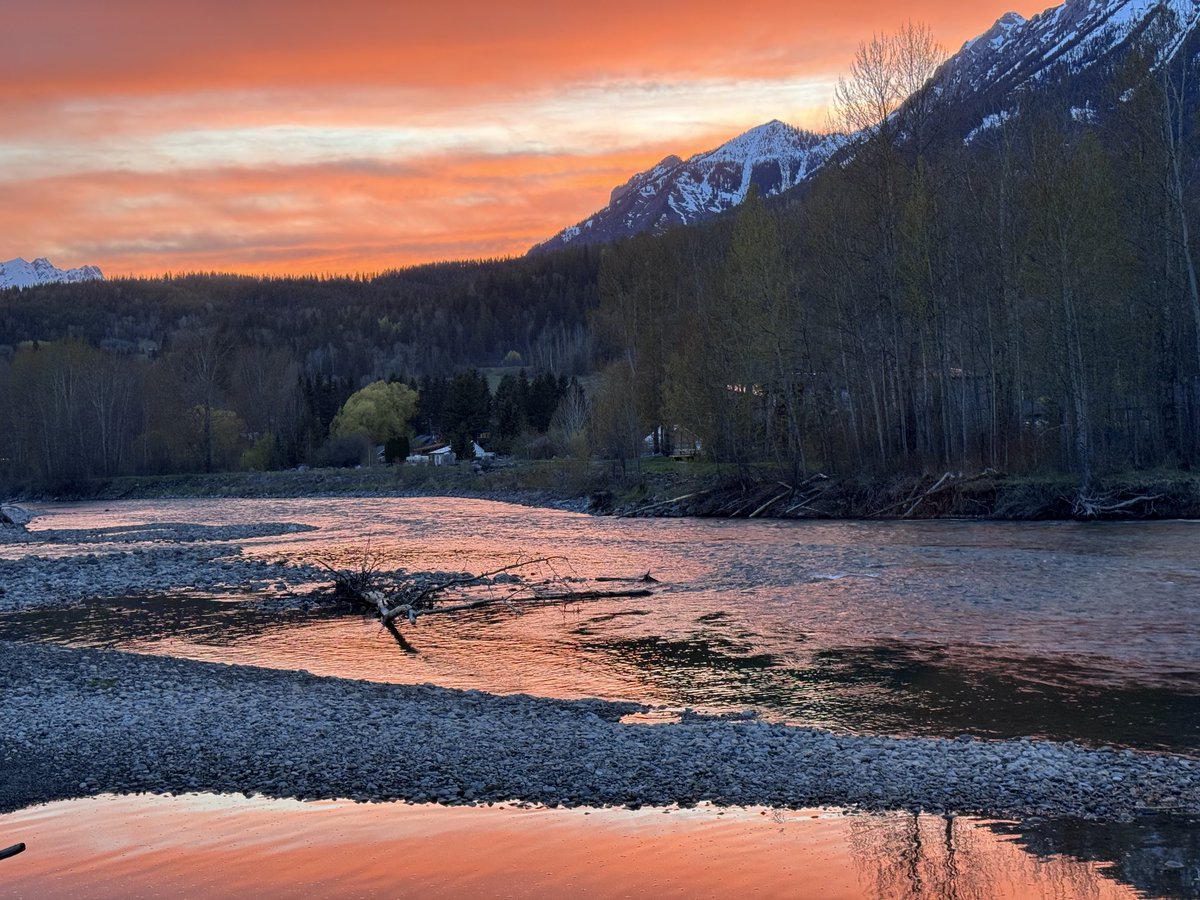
533;121;843;252
960;11;1027;56
533;0;1200;254
703;119;811;164
946;0;1200;145
941;0;1200;101
0;257;104;290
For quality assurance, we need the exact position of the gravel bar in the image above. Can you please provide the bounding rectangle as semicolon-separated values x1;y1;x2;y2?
0;519;326;612
2;641;1196;821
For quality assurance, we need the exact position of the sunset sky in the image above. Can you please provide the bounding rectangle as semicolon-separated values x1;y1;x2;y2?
4;1;1049;277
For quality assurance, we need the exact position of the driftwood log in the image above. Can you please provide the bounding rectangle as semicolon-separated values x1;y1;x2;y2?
871;469;999;519
321;553;655;650
1072;490;1163;518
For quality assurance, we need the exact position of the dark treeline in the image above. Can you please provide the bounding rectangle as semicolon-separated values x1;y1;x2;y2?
0;252;598;488
590;35;1200;487
0;334;582;488
0;249;598;379
410;368;582;459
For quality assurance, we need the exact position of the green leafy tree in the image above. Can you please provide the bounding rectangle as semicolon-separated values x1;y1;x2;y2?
331;381;418;446
179;406;245;472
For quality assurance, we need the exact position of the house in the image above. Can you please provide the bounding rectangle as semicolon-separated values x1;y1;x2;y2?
411;434;445;454
405;436;494;466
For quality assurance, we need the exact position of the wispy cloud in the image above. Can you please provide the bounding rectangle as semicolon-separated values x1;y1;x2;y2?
2;0;1046;274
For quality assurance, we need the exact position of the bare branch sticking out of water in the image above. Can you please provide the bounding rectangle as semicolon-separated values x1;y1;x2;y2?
320;551;655;644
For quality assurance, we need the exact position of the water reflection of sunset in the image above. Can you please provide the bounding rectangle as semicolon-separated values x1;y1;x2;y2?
10;498;1200;751
0;794;1136;899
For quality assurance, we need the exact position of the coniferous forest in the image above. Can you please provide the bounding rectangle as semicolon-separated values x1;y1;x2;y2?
2;37;1199;493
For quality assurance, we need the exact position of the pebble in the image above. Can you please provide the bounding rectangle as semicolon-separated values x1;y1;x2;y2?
1;640;1197;823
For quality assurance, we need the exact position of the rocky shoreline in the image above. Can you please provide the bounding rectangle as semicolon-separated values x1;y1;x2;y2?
1;641;1196;822
0;519;326;613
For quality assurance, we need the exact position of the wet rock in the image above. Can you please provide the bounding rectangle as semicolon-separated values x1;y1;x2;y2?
0;544;324;613
0;505;32;527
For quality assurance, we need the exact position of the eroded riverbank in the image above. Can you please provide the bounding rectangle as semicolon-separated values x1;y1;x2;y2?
15;464;1200;521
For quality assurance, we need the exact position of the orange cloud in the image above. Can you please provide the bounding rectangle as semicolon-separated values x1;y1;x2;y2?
5;1;1052;99
2;1;1053;275
0;145;693;275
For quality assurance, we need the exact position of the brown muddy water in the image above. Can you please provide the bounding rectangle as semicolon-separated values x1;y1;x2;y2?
3;497;1200;897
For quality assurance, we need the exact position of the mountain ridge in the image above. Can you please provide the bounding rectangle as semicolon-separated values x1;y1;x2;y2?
0;257;105;290
533;0;1200;253
532;121;844;253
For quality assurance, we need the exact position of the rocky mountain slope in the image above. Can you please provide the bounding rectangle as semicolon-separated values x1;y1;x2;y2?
533;121;843;252
534;0;1200;252
943;0;1200;144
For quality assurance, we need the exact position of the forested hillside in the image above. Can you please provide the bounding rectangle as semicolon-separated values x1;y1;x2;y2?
0;251;597;488
0;250;598;377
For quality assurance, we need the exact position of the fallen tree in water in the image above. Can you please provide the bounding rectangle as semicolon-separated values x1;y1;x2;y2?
319;551;653;648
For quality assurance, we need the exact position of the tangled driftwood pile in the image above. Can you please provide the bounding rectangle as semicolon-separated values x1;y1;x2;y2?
321;552;654;649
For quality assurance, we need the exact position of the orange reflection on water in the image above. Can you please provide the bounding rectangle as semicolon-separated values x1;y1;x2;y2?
0;794;1135;899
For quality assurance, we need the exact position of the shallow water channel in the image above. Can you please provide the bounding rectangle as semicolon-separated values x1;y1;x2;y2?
3;497;1200;897
0;794;1165;899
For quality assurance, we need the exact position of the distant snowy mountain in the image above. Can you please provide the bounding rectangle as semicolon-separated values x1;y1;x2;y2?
939;0;1200;144
0;257;104;290
532;121;844;252
533;0;1200;252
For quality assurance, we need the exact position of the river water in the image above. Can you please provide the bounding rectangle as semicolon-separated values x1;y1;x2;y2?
5;497;1200;751
0;795;1151;900
2;497;1199;898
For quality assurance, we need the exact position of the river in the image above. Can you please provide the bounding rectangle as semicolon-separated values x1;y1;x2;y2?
2;497;1198;897
5;497;1200;750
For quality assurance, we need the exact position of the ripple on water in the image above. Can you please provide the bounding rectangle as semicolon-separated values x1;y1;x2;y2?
4;497;1200;752
0;794;1163;899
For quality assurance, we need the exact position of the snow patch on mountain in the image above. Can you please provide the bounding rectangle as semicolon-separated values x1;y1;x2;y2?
1070;103;1100;122
964;110;1014;144
535;121;843;251
0;257;105;290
